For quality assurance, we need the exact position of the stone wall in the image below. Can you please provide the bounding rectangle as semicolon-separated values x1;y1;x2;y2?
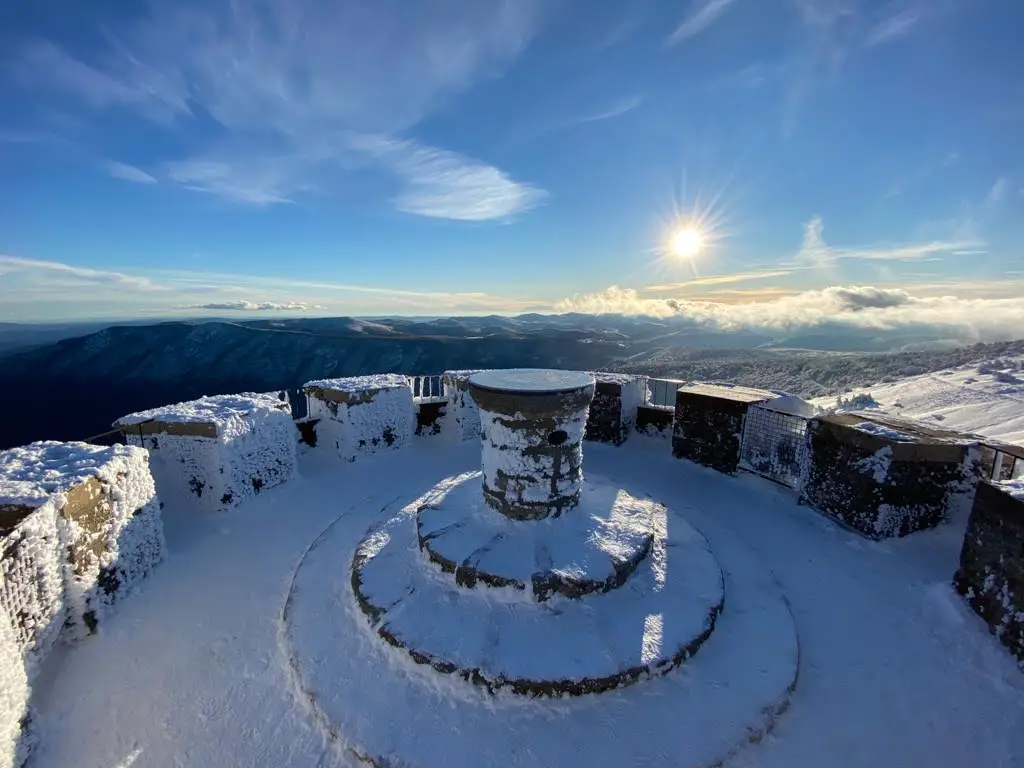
672;385;773;474
305;374;414;462
584;373;645;446
635;404;674;439
442;369;489;440
118;393;296;512
415;401;446;437
800;415;973;539
954;481;1023;664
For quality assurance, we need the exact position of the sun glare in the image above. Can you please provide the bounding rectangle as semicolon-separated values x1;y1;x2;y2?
671;226;703;259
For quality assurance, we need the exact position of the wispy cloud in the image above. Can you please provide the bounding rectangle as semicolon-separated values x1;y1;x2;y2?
644;269;795;293
189;300;323;311
865;8;921;46
795;216;977;263
986;176;1010;205
0;254;543;320
103;160;157;184
0;255;163;292
668;0;739;45
9;0;547;220
352;136;546;221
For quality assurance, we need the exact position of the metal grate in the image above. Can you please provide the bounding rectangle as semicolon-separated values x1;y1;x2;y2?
739;405;810;489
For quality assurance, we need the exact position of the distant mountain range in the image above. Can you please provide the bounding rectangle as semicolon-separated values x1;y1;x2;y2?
1;314;1021;450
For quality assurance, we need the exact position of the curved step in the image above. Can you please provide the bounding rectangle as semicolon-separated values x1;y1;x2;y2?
416;472;655;601
351;474;725;697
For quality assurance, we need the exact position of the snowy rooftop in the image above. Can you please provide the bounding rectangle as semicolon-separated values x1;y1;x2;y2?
827;411;976;445
470;368;595;393
0;441;143;507
23;437;1024;768
114;392;288;427
304;373;410;394
679;382;778;403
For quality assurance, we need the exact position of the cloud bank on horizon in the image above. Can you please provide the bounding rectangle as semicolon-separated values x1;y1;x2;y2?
1;0;1022;340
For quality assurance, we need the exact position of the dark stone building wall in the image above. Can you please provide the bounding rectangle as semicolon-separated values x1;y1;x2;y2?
954;481;1024;665
800;419;969;539
584;378;642;446
415;401;446;437
636;405;673;439
672;392;752;474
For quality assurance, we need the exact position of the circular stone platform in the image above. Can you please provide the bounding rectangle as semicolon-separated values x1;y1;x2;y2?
351;473;724;697
283;483;800;768
417;472;654;602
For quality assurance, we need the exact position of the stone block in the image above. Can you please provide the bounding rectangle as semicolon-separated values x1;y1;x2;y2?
800;412;976;539
305;374;414;462
954;481;1024;664
584;373;646;446
672;383;775;473
117;393;296;512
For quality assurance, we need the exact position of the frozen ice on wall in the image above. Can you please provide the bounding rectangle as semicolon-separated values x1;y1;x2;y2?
0;587;31;768
442;369;490;441
0;442;167;639
305;374;414;461
118;393;296;512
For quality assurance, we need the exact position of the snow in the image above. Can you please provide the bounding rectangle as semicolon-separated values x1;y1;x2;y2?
304;373;409;394
416;473;657;600
306;376;414;462
852;421;915;442
997;478;1024;501
353;471;726;689
470;368;595;393
0;440;165;698
114;392;289;428
854;446;893;484
20;438;1024;768
0;584;31;768
680;382;776;403
443;369;490;441
816;357;1024;445
762;394;819;418
120;395;297;512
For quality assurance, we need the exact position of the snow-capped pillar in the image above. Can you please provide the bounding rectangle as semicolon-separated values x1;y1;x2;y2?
469;370;595;521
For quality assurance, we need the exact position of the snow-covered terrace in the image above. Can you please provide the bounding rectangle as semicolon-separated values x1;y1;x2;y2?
6;371;1024;767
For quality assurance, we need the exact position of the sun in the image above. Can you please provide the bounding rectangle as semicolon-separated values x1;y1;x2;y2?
671;226;704;259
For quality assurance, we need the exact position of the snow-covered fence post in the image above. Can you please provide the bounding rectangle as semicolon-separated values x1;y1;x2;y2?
469;369;595;520
672;384;775;473
954;479;1024;664
116;393;297;512
800;413;976;539
584;373;646;446
304;374;414;462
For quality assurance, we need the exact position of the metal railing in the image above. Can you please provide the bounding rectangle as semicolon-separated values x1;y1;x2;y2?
644;378;685;409
410;375;446;403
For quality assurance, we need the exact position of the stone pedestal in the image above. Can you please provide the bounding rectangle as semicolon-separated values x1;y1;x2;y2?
469;370;595;520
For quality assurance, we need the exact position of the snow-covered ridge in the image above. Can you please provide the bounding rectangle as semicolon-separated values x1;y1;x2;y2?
817;356;1024;445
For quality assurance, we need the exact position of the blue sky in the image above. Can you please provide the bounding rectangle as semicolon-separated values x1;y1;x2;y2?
0;0;1022;336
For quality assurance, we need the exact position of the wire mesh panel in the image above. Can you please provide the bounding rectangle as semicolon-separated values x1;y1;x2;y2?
739;405;810;489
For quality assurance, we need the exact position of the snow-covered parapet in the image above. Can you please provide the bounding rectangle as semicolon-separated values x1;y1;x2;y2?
954;480;1024;665
117;393;296;512
673;383;776;474
584;372;646;446
0;584;32;768
304;374;414;462
442;369;490;440
800;412;978;539
470;369;595;520
0;442;165;645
